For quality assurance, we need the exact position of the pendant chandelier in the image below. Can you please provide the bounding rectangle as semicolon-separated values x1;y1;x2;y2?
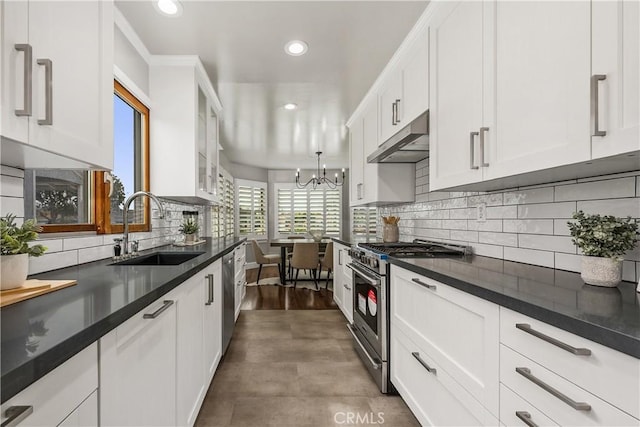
295;151;346;189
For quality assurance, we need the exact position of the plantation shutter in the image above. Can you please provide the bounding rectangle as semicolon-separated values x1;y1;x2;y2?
277;188;292;234
352;207;377;235
325;189;341;235
274;184;342;238
224;176;234;237
236;179;267;238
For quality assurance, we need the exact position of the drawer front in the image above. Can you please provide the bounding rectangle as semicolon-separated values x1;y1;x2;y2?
0;343;98;426
500;344;639;426
391;266;500;415
500;383;559;427
391;326;499;427
500;307;640;418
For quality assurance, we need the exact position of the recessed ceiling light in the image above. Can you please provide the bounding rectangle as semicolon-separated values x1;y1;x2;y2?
284;103;298;110
154;0;183;17
284;40;308;56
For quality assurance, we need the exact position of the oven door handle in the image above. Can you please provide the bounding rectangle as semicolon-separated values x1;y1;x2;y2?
347;323;382;370
347;263;381;287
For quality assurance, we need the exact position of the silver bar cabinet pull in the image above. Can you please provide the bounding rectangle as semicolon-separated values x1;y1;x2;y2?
516;367;591;411
143;300;174;319
412;352;437;374
516;323;591;355
36;58;52;125
591;74;606;137
2;405;33;427
391;101;397;125
395;99;401;123
515;411;537;427
205;274;214;305
469;131;479;169
411;278;436;291
479;127;490;166
14;44;32;117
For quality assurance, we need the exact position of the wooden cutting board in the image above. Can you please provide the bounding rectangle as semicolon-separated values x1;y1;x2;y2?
0;279;77;308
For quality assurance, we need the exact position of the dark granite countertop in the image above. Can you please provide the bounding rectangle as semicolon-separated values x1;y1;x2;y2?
1;237;245;403
389;256;640;359
332;235;383;247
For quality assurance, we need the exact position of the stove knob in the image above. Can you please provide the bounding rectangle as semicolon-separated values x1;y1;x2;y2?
371;258;379;269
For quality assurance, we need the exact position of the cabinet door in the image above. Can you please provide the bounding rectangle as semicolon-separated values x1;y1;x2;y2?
429;1;484;190
100;298;177;426
349;121;364;206
197;87;208;197
208;103;220;201
362;99;379;204
401;25;429;126
341;275;354;324
58;390;98;427
28;0;112;169
484;1;591;180
332;246;344;309
176;275;206;427
204;260;223;381
1;0;30;143
591;0;640;158
379;71;402;143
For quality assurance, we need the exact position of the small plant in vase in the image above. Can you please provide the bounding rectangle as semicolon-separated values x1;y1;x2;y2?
179;218;200;243
1;214;47;290
568;211;638;287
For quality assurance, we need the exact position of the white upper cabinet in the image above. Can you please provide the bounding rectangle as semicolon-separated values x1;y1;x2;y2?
429;0;640;192
483;1;592;181
378;24;429;145
149;56;222;205
0;0;113;170
349;115;365;205
591;0;640;158
429;1;485;189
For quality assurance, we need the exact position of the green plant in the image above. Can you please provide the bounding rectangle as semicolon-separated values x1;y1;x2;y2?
568;211;638;259
1;214;47;256
179;218;199;235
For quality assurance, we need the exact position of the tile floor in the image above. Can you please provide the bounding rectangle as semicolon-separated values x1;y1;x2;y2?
195;310;421;426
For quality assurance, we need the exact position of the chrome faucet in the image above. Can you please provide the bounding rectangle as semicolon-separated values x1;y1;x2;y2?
122;191;166;255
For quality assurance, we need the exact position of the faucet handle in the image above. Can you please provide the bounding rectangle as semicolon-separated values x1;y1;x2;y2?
131;240;139;255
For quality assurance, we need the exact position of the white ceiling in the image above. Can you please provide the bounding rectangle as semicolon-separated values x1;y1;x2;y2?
116;1;429;169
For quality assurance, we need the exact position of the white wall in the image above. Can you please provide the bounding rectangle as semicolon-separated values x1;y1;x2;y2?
379;159;640;282
114;26;149;95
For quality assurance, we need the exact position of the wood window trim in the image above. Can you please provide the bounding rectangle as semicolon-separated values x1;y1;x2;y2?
96;80;151;235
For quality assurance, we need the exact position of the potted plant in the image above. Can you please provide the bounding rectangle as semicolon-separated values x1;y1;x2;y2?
1;214;47;290
568;211;638;287
179;218;200;243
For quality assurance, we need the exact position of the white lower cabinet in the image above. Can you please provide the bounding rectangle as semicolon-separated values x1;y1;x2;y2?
0;343;98;427
100;295;178;426
234;244;246;320
332;242;353;323
500;384;559;427
390;266;500;416
391;326;499;427
204;260;223;383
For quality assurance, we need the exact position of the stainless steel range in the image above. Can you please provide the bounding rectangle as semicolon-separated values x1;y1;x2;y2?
347;239;470;393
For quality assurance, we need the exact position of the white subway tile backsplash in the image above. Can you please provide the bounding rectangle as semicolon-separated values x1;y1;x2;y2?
518;234;576;254
78;245;113;264
487;206;517;219
504;247;555;268
31;238;63;253
555;177;636;201
467;220;502;232
1;166;24;178
517;202;576;219
1;196;24;217
577;198;640;218
472;243;504;259
450;208;476;219
479;232;517;247
1;175;23;197
553;219;572;236
450;230;478;243
468;193;504;207
63;236;106;251
441;219;468;230
578;171;640;182
554;253;582;272
29;251;79;275
622;261;636;282
504;187;554;205
504;219;554;234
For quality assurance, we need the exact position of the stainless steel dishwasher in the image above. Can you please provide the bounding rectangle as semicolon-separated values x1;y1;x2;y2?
222;251;235;354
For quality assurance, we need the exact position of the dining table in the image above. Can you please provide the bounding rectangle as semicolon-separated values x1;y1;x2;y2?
269;238;331;285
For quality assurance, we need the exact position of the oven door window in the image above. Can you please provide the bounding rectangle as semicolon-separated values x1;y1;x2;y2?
354;276;379;336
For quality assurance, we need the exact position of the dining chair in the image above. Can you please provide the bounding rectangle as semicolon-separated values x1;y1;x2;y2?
318;241;334;289
287;235;306;278
251;240;282;284
289;242;320;290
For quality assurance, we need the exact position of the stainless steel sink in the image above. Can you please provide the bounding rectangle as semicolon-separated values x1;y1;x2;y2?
112;252;205;266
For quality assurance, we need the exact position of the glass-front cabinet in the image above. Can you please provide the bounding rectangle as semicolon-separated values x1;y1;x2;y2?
149;57;221;204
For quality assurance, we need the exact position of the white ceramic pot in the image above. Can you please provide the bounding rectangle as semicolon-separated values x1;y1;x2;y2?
184;233;197;243
1;253;29;290
581;256;622;288
383;224;399;243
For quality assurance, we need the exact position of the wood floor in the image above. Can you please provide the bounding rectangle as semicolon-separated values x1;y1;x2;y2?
195;310;420;426
243;266;337;310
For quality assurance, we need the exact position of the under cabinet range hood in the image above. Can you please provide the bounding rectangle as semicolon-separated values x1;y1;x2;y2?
367;111;429;163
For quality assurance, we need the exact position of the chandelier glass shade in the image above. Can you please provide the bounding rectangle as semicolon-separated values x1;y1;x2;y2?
295;151;346;189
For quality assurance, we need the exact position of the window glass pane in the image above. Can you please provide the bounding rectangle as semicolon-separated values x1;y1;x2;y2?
352;207;377;235
113;93;143;224
275;185;341;237
24;170;91;225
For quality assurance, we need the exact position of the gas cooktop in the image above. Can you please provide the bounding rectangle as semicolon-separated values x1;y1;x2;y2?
359;239;471;258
